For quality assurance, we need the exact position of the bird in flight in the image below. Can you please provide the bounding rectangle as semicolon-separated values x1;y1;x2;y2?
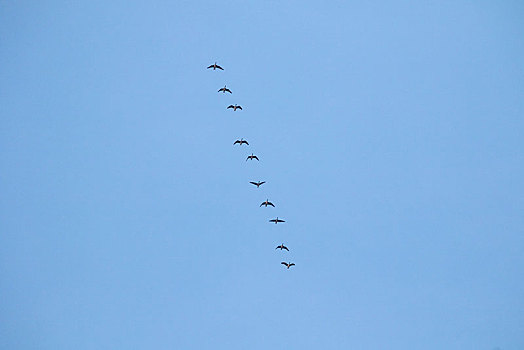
227;104;242;111
275;244;289;251
269;217;285;224
260;199;275;207
249;181;265;188
281;262;295;269
246;153;259;161
207;62;224;70
233;139;249;146
218;85;232;94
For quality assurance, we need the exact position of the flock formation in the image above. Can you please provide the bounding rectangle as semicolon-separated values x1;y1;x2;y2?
207;62;295;270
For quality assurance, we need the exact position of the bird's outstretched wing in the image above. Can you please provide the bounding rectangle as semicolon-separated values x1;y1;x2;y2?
237;106;243;110
253;156;259;161
227;105;234;109
218;88;224;92
269;219;277;223
281;262;288;266
234;140;240;145
268;202;275;207
275;245;281;250
283;246;289;251
207;65;214;69
216;65;224;70
289;263;295;267
225;88;232;94
260;202;265;207
249;182;258;186
259;181;265;185
242;140;249;145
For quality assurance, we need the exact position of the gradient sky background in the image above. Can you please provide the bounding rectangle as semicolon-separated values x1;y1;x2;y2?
1;1;523;349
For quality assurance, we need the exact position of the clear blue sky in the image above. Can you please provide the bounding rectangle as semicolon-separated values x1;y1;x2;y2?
1;1;523;349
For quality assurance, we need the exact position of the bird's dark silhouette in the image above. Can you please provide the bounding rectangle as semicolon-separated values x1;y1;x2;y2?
233;139;249;145
246;153;259;161
249;181;265;188
260;199;275;207
207;62;224;70
269;217;285;224
218;85;232;94
275;244;289;251
281;262;295;269
227;104;242;111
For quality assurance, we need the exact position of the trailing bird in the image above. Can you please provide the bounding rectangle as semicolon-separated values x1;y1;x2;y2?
275;244;289;251
218;85;232;94
246;153;259;161
207;62;224;70
281;262;295;269
249;181;265;188
233;139;249;146
269;217;285;224
260;199;275;207
227;104;242;111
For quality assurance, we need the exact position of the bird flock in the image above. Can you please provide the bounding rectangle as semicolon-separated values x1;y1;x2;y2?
207;62;295;270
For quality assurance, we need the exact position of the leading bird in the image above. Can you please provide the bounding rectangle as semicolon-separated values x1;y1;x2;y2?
234;139;249;145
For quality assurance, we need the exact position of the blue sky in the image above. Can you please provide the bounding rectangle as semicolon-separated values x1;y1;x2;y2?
1;1;523;349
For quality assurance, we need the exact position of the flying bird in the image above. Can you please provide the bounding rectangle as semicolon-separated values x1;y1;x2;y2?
260;199;275;207
275;244;289;251
218;85;232;94
249;181;265;188
269;217;285;224
281;262;295;269
246;153;259;161
227;104;242;111
233;139;249;145
207;62;224;70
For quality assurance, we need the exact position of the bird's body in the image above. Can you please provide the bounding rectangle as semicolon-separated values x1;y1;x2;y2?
269;217;285;224
227;104;242;111
281;262;295;269
233;139;249;146
246;153;259;161
260;199;275;207
249;181;266;188
218;85;232;94
276;244;289;251
207;62;224;70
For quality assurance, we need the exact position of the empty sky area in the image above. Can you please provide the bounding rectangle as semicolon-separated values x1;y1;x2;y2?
1;1;523;349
